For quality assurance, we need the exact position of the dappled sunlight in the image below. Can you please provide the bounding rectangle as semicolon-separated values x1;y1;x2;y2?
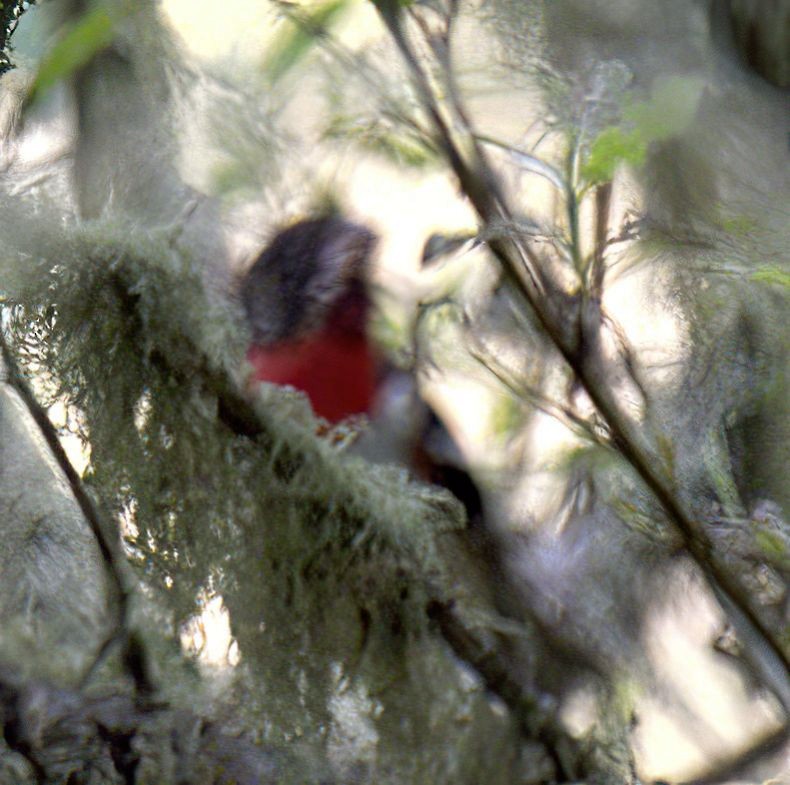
161;0;274;63
162;0;381;64
180;592;241;670
117;492;139;541
346;162;478;285
327;662;380;772
604;262;689;388
635;563;783;780
132;389;153;434
47;398;92;476
559;684;599;739
422;372;504;465
504;412;585;533
0;0;785;781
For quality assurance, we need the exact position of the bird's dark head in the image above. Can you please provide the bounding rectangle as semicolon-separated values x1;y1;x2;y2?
240;215;381;423
240;216;378;344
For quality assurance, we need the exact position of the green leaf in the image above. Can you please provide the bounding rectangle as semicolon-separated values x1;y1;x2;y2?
262;0;350;85
751;267;790;289
27;6;118;105
581;75;705;186
366;130;436;167
581;126;646;186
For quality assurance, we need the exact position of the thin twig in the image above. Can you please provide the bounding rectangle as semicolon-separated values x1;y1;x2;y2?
467;341;612;449
590;181;611;297
379;0;548;304
681;726;790;785
565;133;583;273
0;328;155;695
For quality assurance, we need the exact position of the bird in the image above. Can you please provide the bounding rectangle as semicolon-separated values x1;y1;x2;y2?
237;213;483;521
240;215;379;425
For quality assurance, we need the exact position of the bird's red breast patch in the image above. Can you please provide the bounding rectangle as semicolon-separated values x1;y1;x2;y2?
247;329;378;424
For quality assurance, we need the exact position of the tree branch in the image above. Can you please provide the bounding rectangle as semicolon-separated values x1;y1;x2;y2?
0;329;155;696
372;0;790;715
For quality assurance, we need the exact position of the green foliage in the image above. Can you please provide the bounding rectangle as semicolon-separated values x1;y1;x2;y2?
370;308;410;355
208;159;247;197
581;75;705;186
262;0;351;85
655;432;676;481
369;0;414;11
26;4;121;105
556;446;677;543
581;126;646;186
3;209;487;765
751;266;790;289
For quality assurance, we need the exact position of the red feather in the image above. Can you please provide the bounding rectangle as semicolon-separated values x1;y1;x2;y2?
247;328;378;423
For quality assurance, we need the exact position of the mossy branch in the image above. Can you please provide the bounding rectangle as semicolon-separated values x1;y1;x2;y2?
0;329;155;697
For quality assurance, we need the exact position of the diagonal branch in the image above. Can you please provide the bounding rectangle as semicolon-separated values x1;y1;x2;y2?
372;0;790;714
0;328;155;696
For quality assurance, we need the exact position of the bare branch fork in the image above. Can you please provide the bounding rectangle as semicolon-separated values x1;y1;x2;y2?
372;0;790;715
